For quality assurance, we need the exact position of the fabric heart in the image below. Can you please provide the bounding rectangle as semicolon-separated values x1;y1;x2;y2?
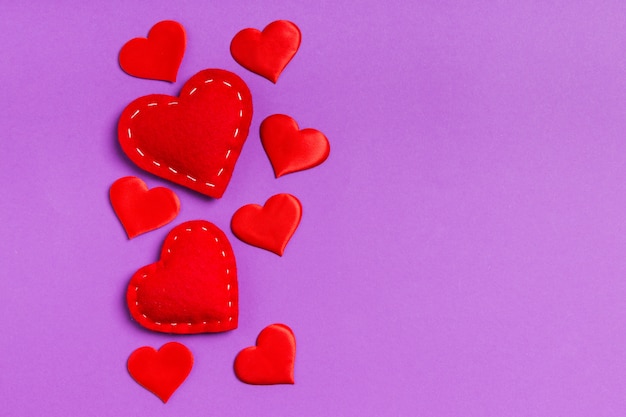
234;324;296;385
230;193;302;256
127;342;193;403
230;20;301;83
109;176;180;239
260;114;330;178
117;68;253;198
126;220;238;334
119;20;186;82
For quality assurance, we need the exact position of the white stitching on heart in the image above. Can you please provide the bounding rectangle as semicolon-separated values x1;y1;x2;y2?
126;75;246;191
133;222;235;329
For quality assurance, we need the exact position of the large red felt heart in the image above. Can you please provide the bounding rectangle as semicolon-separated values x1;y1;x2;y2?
230;20;301;83
127;342;193;403
109;176;180;239
260;114;330;178
119;20;186;83
230;193;302;256
126;220;238;334
234;324;296;385
117;68;253;198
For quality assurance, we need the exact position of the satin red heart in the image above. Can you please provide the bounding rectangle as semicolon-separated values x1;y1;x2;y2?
109;176;179;239
118;69;252;198
126;220;238;334
230;20;301;83
260;114;330;178
234;324;296;385
119;20;186;82
127;342;193;403
230;193;302;256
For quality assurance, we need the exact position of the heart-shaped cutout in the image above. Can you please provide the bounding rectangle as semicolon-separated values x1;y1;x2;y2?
119;20;186;82
127;341;193;403
109;176;180;238
260;114;330;177
234;324;296;385
230;193;302;256
126;220;238;334
230;20;301;83
117;68;253;198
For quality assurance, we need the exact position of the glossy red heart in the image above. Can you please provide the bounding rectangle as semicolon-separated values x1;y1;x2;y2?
109;176;180;239
234;324;296;385
230;193;302;256
117;68;253;198
119;20;186;82
126;220;238;334
230;20;301;83
127;342;193;403
260;114;330;178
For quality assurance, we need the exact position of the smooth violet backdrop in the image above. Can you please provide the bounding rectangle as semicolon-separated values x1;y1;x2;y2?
2;1;626;416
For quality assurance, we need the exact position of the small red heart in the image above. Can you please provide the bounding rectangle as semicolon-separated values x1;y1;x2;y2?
126;220;238;334
230;20;301;83
119;20;186;83
260;114;330;178
234;324;296;385
117;69;253;198
109;176;180;239
127;342;193;403
230;193;302;256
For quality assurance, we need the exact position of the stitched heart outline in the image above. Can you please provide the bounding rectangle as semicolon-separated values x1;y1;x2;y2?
117;68;253;198
126;220;238;334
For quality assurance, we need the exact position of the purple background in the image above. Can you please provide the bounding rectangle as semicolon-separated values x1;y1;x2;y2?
2;1;626;415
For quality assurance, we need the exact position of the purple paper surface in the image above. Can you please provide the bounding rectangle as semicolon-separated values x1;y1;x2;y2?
2;1;626;415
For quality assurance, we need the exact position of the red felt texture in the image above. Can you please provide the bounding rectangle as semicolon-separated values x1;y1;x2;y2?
234;324;296;385
127;342;193;403
230;20;301;83
260;114;330;178
109;176;180;239
126;220;238;334
117;69;253;198
119;20;186;82
230;193;302;256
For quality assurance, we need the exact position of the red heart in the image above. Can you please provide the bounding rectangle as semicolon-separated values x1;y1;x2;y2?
117;68;253;198
126;220;238;334
119;20;186;82
230;193;302;256
109;176;180;239
127;342;193;403
230;20;301;83
260;114;330;178
234;324;296;385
